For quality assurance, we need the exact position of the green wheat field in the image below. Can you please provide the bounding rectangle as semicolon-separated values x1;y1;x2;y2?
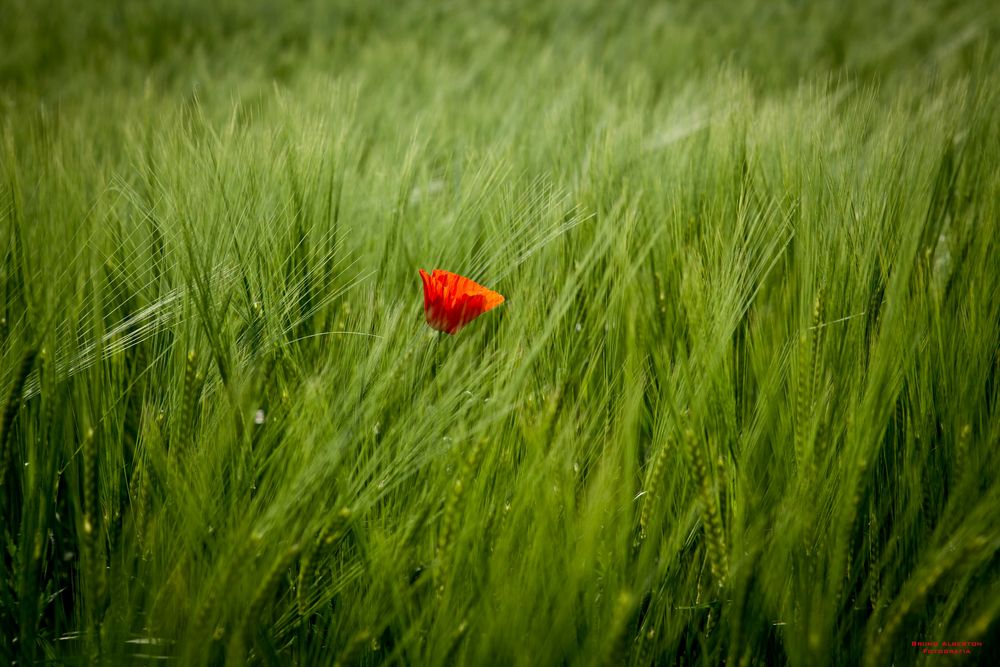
2;1;999;665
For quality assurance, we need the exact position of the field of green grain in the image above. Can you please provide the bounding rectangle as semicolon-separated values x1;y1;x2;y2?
2;1;999;665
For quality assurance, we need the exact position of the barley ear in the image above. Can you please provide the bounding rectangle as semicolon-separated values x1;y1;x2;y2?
0;347;37;487
685;428;728;588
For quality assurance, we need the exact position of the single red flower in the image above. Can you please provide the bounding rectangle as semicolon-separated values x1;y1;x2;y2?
419;269;505;335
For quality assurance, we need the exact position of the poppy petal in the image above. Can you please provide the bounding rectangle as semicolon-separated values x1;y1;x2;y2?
418;269;505;334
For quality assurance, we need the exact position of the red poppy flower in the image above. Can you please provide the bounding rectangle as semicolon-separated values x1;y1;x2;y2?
419;269;505;335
